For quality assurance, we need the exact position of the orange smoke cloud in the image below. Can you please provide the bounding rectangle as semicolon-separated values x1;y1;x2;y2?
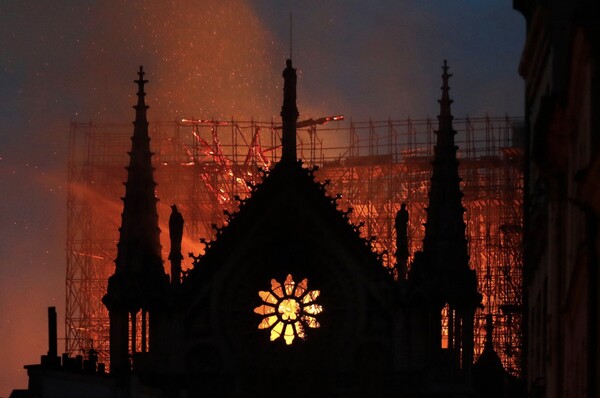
63;0;282;122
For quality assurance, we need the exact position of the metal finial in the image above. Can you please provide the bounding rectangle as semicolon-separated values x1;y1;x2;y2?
135;65;148;93
442;60;452;79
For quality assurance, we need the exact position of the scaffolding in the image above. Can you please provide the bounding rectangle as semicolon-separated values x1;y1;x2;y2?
66;116;524;376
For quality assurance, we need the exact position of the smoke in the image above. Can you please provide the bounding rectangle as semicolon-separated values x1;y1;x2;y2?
0;1;281;394
0;1;524;395
70;0;282;122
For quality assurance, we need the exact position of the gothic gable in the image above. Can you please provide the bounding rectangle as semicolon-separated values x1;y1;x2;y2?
179;161;394;387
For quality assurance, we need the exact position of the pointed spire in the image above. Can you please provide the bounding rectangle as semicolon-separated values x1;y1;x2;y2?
116;66;162;268
435;60;456;151
280;59;299;163
420;60;479;319
422;60;464;258
103;66;167;375
105;66;166;298
406;61;481;373
134;66;149;125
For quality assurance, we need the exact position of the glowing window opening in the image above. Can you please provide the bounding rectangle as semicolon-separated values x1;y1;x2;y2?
254;274;322;345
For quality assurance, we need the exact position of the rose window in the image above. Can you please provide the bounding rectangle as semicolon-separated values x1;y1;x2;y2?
253;274;323;345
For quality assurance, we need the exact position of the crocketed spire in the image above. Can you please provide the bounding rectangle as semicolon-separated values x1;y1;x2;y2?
103;66;168;375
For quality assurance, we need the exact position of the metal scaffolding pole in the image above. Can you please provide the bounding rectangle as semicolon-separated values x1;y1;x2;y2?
66;116;524;375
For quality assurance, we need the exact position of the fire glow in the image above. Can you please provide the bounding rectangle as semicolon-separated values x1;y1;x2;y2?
67;116;523;375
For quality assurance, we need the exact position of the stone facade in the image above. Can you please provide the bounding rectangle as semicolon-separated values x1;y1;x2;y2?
514;1;600;397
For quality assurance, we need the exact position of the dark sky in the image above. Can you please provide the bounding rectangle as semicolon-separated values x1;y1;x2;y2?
0;1;524;395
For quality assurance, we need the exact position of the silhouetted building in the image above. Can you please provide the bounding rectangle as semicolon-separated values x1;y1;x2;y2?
514;1;600;398
102;66;170;377
12;60;521;397
399;61;481;380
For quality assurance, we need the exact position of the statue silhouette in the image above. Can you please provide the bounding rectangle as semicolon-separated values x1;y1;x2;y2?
395;203;409;279
169;204;184;285
169;205;184;260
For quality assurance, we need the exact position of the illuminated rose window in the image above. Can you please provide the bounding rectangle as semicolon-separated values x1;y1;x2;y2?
253;274;323;345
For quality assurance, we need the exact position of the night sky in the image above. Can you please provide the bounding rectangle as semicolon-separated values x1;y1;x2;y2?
0;1;523;395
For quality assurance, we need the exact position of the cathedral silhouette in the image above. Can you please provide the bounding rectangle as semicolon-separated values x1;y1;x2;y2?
12;60;521;398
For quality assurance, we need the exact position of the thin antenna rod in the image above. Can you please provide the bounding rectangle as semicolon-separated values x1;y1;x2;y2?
289;12;293;60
